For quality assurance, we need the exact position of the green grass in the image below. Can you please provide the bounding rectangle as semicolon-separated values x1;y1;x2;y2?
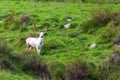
0;1;120;80
0;71;37;80
0;0;118;65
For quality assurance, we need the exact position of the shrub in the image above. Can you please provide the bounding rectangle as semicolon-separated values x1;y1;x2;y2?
10;51;36;66
49;62;65;80
82;9;120;34
65;61;97;80
82;9;112;34
20;50;33;59
3;14;14;29
22;55;51;80
109;51;120;65
93;9;111;26
0;39;20;72
19;14;31;32
110;13;120;26
98;51;120;80
0;58;15;72
0;39;12;56
10;54;22;63
113;38;120;45
3;13;31;31
20;14;31;25
11;14;21;30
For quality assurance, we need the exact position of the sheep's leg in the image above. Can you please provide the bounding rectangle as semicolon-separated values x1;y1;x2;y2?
38;48;41;54
38;46;42;54
36;47;41;54
27;44;32;50
29;47;32;50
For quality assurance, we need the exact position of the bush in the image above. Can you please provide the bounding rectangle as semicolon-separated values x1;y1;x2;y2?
22;55;51;80
0;39;12;56
3;13;31;31
0;39;20;72
84;9;111;33
82;10;120;44
109;51;120;65
65;61;97;80
49;62;65;80
98;51;120;80
113;38;120;45
18;14;31;32
19;50;33;59
82;9;116;34
0;58;15;72
110;13;120;26
93;9;111;26
10;54;22;63
3;14;14;29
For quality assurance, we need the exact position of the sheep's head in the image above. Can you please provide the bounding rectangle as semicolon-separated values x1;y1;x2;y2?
39;27;47;38
39;32;45;38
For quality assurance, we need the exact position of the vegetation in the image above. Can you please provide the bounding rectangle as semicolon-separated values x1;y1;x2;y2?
0;0;120;80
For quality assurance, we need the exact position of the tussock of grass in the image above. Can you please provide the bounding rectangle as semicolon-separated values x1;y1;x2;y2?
0;71;37;80
0;1;120;80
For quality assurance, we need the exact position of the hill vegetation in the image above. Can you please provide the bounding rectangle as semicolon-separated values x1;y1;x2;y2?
0;1;120;80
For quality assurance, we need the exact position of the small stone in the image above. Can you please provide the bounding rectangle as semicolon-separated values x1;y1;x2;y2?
64;23;71;29
89;43;96;48
66;18;72;22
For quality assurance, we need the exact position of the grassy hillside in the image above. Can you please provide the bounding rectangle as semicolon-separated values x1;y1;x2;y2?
0;1;120;80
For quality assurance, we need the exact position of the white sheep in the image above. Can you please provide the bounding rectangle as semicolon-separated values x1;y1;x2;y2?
26;32;45;54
